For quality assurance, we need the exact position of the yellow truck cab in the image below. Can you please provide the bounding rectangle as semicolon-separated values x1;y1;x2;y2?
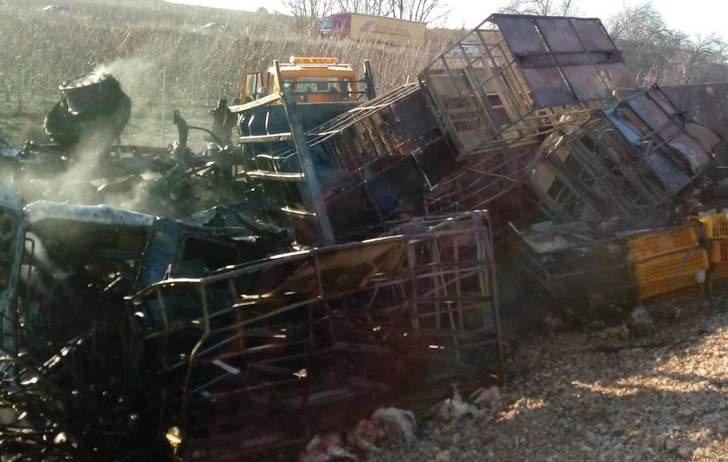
240;56;374;104
232;56;375;148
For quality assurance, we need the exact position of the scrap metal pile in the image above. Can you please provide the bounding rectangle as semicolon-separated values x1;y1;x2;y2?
0;13;727;461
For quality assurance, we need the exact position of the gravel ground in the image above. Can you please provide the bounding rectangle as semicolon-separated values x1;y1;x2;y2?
373;301;728;462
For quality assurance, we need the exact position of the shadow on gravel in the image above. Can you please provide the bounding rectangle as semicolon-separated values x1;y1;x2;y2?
471;310;728;462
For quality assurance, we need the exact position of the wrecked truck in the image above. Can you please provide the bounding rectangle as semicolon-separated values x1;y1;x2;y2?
0;196;291;459
0;189;503;460
2;10;728;461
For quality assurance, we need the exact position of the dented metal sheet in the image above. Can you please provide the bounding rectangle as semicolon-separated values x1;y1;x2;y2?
603;111;691;193
530;86;721;226
611;87;717;178
489;14;631;107
622;93;703;172
662;83;728;140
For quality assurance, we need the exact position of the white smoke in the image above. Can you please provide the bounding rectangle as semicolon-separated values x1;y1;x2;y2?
13;57;167;213
92;57;158;103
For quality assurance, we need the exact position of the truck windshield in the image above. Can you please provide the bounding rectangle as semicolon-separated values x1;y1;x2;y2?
282;78;341;93
320;18;334;31
282;77;351;102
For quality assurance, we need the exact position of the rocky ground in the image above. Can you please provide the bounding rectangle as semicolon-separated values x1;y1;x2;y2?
372;297;728;462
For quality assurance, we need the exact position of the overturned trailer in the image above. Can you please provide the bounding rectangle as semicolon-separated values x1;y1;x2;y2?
404;14;640;236
0;199;290;459
238;83;457;244
128;211;502;459
419;14;635;158
5;9;728;461
233;15;642;246
0;189;501;459
528;86;721;226
510;221;635;322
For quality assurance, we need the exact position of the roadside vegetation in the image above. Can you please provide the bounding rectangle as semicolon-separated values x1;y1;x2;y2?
0;0;456;146
1;0;726;146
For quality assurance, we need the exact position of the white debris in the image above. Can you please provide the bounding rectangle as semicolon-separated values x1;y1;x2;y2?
299;433;357;462
628;305;655;337
40;5;69;13
469;385;503;410
346;419;384;453
433;387;482;421
372;308;728;462
199;22;227;31
371;407;417;441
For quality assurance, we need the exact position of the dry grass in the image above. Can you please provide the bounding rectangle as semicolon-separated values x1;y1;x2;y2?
0;0;460;145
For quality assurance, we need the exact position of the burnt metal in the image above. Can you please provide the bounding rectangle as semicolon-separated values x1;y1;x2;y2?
44;73;131;149
0;200;287;459
528;86;720;226
239;83;456;244
510;221;635;322
209;99;237;148
6;13;728;461
127;211;501;460
425;147;536;212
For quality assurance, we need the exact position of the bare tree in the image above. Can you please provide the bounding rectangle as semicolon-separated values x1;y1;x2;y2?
335;0;388;16
387;0;449;23
683;34;728;84
288;0;447;23
282;0;335;31
607;2;687;84
608;2;674;43
498;0;579;16
607;2;728;85
282;0;335;19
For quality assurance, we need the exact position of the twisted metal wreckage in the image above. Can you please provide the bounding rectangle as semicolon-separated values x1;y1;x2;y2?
0;12;727;461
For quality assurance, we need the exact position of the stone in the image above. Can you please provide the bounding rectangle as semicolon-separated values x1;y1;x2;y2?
628;305;655;337
664;438;678;451
372;407;417;442
434;449;451;462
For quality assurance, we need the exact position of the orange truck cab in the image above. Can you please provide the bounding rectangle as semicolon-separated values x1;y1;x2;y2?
239;56;375;104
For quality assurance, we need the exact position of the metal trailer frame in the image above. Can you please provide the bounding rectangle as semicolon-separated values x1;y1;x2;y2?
418;14;634;158
528;119;671;225
0;188;25;358
509;222;635;316
424;147;536;212
239;83;455;245
528;86;720;226
127;211;501;459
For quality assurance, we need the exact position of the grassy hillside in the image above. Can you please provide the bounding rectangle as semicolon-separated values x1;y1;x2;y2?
0;0;459;147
